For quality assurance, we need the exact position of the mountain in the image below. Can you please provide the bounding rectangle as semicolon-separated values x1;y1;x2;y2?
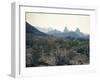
26;22;89;46
47;27;89;39
26;22;48;48
64;26;68;32
26;22;47;36
75;28;80;33
47;29;61;34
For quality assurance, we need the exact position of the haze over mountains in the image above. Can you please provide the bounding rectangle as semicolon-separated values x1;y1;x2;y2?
27;22;89;40
47;27;89;39
26;22;47;36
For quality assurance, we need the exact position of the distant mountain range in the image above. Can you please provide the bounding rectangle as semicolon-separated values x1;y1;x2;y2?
26;22;89;47
47;27;89;39
35;25;89;39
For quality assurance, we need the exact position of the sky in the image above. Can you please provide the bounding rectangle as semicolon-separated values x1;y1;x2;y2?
26;12;90;34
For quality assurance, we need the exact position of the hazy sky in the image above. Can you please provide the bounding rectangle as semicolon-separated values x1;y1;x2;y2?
26;12;90;34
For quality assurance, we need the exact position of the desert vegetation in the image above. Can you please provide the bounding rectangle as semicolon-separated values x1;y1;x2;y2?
26;37;89;67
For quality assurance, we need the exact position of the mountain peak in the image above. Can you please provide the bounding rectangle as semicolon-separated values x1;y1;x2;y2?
48;27;53;31
64;26;68;32
75;28;80;33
